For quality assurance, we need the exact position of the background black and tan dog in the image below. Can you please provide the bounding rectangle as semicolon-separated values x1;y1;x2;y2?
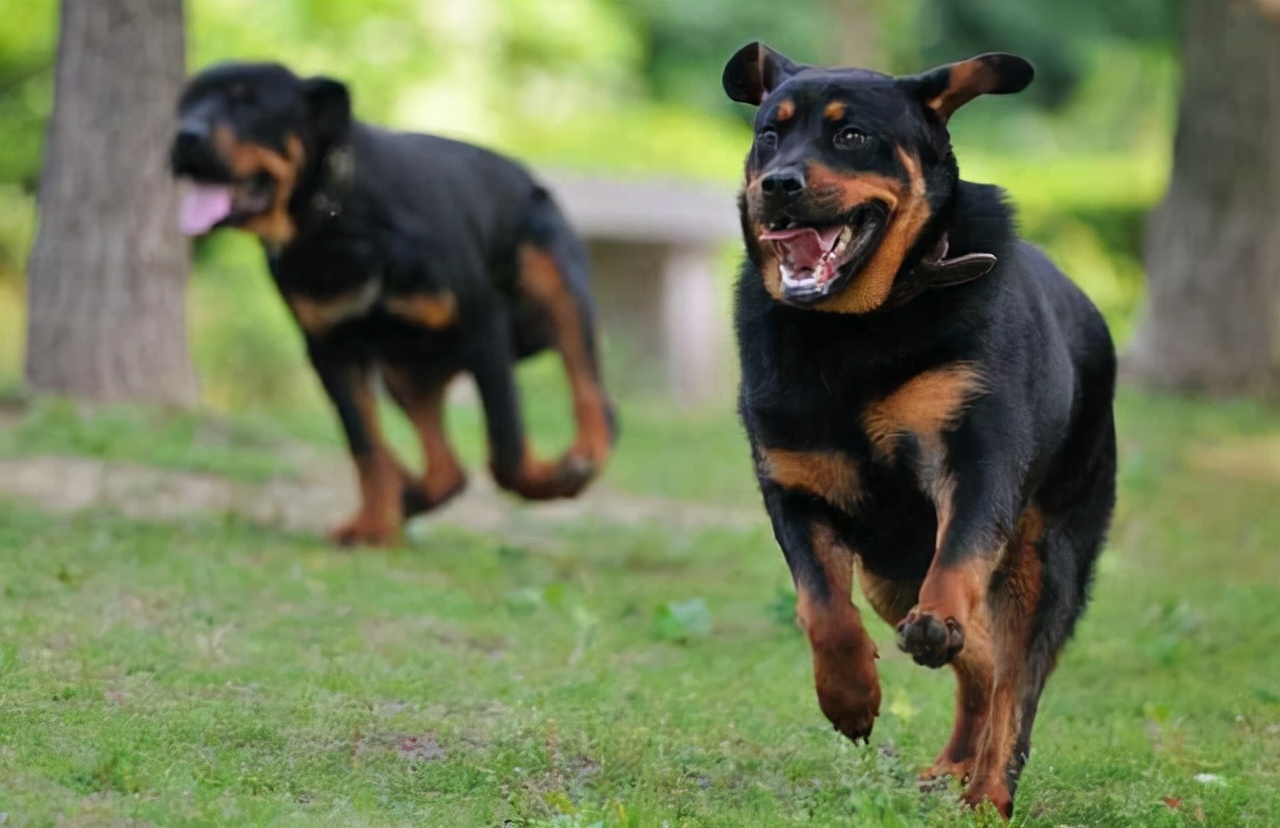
171;63;617;546
723;44;1116;817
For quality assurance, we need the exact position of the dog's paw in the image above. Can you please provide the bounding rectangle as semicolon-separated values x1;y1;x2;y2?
920;756;974;785
895;609;963;667
402;475;467;517
327;515;402;548
818;683;881;745
554;452;598;496
961;776;1014;819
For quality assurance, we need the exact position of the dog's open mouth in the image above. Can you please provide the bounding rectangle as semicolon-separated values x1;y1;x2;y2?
178;173;275;236
759;204;887;304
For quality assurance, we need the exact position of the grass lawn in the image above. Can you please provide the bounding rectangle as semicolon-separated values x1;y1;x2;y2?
0;386;1278;827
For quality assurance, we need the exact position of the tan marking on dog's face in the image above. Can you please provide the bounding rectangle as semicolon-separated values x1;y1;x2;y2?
862;363;985;459
212;126;305;247
748;147;933;314
814;146;932;314
775;98;796;122
824;101;846;121
287;280;380;335
761;448;862;512
748;164;904;303
384;292;459;330
804;163;902;213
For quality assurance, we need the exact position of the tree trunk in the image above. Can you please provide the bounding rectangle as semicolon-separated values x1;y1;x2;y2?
25;0;197;405
1125;0;1280;397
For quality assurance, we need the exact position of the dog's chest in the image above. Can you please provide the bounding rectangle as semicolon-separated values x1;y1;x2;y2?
744;323;982;524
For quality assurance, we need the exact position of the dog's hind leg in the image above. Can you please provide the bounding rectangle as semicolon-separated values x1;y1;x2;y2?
926;615;994;784
515;190;617;483
381;364;468;516
999;433;1115;807
960;505;1051;818
467;318;596;500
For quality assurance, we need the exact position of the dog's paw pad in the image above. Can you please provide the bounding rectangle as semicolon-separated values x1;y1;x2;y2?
895;611;963;667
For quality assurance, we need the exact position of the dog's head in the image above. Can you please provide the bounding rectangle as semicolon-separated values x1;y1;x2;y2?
724;43;1032;313
170;62;351;244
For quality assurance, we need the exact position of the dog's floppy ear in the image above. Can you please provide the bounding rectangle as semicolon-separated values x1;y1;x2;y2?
722;42;802;106
899;53;1033;122
302;76;352;142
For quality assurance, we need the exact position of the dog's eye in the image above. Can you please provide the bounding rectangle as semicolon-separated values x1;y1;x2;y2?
834;127;869;151
757;129;778;151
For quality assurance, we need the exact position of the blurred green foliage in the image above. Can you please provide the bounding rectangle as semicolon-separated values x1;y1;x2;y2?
0;0;1181;405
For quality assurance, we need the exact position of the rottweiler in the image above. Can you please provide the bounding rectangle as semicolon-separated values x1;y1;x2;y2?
723;44;1116;817
170;63;616;546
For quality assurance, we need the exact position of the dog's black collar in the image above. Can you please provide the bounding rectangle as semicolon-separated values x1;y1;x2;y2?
875;233;996;312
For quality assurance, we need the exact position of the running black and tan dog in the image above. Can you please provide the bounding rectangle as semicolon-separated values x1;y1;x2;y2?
171;63;616;546
724;44;1116;817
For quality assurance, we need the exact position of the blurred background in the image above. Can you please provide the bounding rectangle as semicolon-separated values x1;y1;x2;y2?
2;3;1279;825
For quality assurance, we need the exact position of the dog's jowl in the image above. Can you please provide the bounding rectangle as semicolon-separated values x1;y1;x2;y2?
724;43;1117;818
170;63;617;547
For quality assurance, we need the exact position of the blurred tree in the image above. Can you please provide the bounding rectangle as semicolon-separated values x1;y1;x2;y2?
1126;0;1280;396
25;0;197;404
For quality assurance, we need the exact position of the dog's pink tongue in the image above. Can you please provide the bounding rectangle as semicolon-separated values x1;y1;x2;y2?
179;184;234;236
759;226;842;269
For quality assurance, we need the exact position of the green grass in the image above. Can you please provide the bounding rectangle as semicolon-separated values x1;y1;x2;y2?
1;388;1278;827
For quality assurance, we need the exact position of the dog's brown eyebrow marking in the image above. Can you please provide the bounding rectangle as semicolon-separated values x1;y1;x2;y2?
824;101;846;121
775;99;795;122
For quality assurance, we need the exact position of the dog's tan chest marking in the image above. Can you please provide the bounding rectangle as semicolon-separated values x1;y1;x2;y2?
286;279;381;336
861;364;985;459
760;448;863;512
384;292;459;330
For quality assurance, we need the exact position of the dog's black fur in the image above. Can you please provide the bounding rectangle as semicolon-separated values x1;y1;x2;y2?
723;44;1116;817
171;63;616;546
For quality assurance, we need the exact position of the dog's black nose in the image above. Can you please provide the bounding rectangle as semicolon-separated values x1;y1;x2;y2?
170;121;220;175
761;167;806;199
172;128;204;158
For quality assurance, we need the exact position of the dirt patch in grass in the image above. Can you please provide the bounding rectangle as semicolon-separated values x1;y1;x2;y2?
0;451;759;540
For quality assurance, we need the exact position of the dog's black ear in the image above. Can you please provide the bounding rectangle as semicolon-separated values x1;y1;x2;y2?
302;76;352;141
722;42;802;106
899;53;1033;122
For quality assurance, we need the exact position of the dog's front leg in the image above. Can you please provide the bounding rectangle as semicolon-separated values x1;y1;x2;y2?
895;465;1004;668
307;336;404;546
763;483;880;743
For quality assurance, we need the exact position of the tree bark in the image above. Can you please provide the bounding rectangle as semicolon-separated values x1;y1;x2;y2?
25;0;197;405
1126;0;1280;397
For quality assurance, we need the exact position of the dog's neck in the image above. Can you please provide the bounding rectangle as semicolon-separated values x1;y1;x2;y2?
874;179;1014;313
289;132;356;239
